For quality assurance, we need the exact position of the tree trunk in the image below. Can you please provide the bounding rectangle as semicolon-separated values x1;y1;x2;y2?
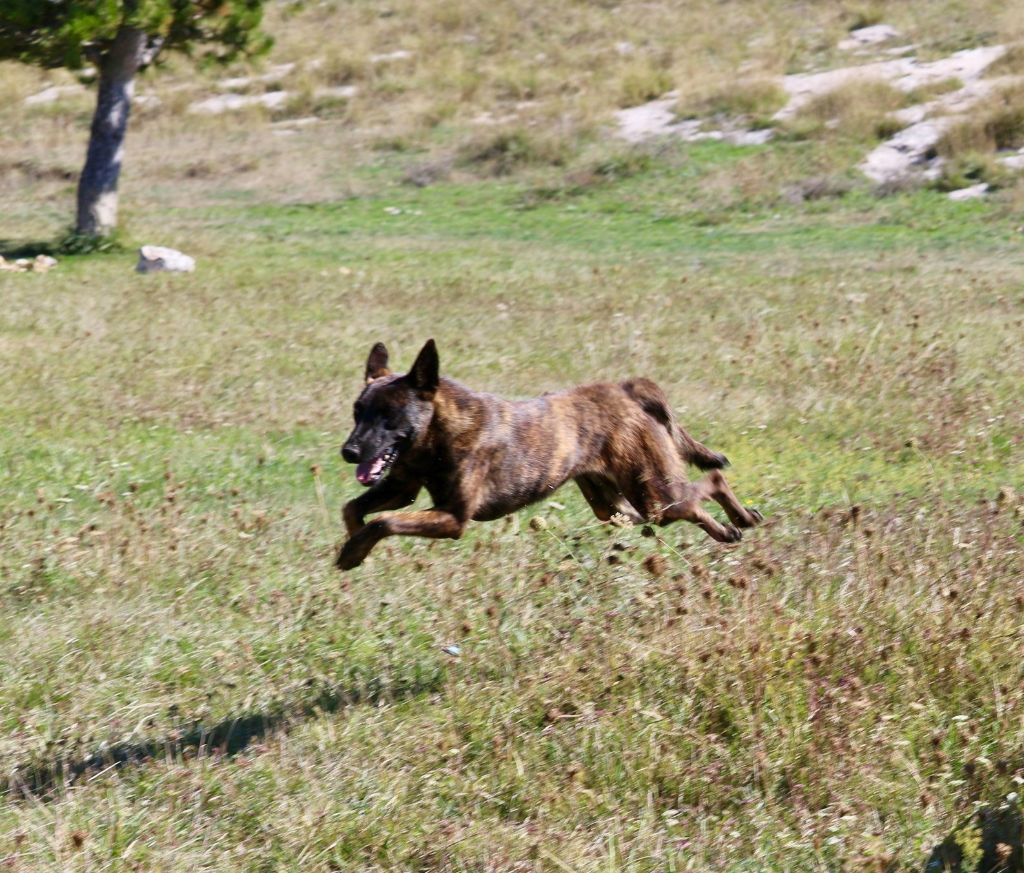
75;26;148;237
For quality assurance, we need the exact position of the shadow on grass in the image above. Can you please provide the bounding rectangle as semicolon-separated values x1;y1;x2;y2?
5;666;444;802
923;800;1024;873
0;239;58;259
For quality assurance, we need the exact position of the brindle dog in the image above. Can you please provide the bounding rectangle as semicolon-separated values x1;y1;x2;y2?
335;340;762;570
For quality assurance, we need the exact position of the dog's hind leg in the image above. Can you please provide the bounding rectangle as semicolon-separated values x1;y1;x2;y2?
622;464;745;543
655;479;744;543
653;472;762;542
702;469;762;529
575;474;644;524
336;508;465;570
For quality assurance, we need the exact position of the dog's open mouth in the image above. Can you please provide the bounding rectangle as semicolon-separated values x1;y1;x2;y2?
356;446;398;486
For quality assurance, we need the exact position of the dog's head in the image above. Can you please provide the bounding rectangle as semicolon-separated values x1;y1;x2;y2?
341;339;439;486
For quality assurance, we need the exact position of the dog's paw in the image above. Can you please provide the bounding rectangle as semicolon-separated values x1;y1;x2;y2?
722;524;743;543
738;507;763;528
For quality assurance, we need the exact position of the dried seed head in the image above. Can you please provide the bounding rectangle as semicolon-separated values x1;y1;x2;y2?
643;554;667;578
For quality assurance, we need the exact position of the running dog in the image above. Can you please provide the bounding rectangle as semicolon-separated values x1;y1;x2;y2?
335;340;762;569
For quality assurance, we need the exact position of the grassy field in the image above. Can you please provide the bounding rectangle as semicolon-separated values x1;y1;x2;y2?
2;2;1024;871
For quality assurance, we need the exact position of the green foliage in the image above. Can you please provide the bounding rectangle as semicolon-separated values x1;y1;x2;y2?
54;225;126;254
0;0;270;70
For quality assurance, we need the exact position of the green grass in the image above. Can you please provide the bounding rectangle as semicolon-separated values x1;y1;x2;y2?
2;102;1024;873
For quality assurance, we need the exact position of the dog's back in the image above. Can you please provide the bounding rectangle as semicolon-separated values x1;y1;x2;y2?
425;378;723;521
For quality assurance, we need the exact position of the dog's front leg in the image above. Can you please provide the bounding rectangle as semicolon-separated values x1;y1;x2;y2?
342;480;421;536
335;509;466;570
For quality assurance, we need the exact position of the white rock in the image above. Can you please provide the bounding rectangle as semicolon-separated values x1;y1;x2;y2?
188;91;290;114
838;24;901;52
215;63;296;92
882;44;918;57
614;92;774;145
314;85;358;100
0;254;57;273
370;50;412;63
730;128;775;146
270;116;320;135
947;183;990;201
24;84;84;106
776;45;1007;122
614;92;681;143
999;150;1024;170
216;75;255;91
860;118;952;183
280;116;320;127
136;246;195;273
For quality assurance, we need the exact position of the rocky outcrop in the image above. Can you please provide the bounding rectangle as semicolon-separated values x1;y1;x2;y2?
135;246;195;273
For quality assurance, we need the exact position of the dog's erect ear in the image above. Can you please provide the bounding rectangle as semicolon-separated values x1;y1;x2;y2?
364;342;391;383
408;338;439;394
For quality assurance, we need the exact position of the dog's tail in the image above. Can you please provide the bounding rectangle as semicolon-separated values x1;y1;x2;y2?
621;378;729;470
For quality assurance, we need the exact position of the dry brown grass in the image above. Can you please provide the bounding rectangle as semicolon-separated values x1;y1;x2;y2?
784;79;910;142
937;83;1024;156
616;58;675;108
675;78;787;126
987;44;1024;77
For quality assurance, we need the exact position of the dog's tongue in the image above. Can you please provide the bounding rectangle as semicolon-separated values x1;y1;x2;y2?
356;455;386;485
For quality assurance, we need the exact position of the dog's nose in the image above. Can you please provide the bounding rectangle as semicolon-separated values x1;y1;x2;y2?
341;443;360;463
